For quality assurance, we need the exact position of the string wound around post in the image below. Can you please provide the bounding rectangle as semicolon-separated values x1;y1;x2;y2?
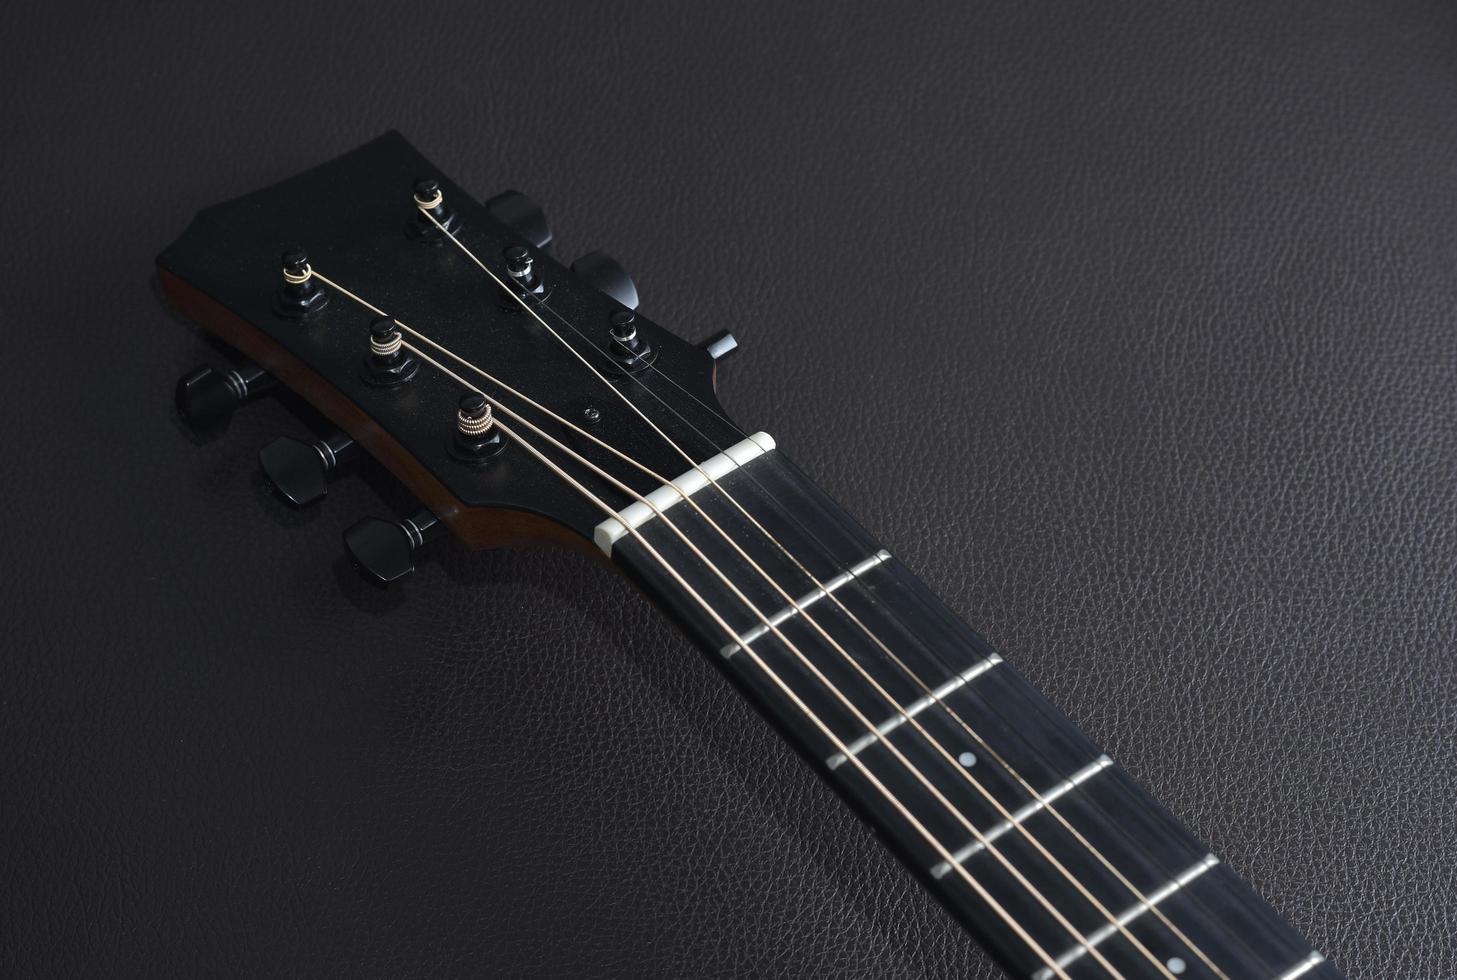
407;177;460;242
273;247;328;318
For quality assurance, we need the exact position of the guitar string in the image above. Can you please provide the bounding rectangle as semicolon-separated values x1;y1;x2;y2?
377;331;1076;979
445;338;1175;971
440;348;1134;977
405;206;1212;972
475;306;1237;980
311;263;1174;972
469;229;1241;977
317;267;1195;965
542;340;1264;980
323;242;1260;973
411;206;1234;972
541;328;1242;976
306;267;1128;977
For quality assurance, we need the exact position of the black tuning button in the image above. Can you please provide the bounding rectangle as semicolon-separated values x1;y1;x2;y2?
344;507;443;584
258;430;357;506
484;190;552;251
571;251;639;310
175;360;273;430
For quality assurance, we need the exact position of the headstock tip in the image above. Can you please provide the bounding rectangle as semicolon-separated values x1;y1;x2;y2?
163;132;746;557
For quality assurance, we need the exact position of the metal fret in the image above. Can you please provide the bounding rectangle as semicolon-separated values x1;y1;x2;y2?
165;136;1349;980
1031;854;1219;979
1277;952;1328;979
825;653;1002;768
606;444;1345;980
931;755;1114;879
719;549;893;658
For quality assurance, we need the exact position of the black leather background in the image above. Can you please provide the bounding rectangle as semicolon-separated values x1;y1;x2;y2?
2;1;1454;977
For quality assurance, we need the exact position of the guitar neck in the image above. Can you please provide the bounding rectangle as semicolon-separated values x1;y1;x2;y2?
596;435;1338;980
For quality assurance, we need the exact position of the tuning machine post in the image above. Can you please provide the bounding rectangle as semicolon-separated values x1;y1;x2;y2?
449;394;506;464
273;248;328;318
361;317;420;386
606;311;657;372
407;178;461;242
504;245;545;295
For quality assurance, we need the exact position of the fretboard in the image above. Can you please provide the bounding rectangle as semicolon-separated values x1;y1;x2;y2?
596;435;1340;980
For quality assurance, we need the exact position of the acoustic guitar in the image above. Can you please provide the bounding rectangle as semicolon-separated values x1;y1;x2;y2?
163;132;1341;980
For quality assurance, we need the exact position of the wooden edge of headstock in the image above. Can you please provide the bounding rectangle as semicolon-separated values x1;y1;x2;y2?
159;266;602;561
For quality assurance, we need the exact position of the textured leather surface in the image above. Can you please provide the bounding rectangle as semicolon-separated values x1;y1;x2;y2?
2;1;1453;977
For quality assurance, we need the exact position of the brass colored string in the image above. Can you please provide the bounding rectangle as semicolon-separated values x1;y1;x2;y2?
308;267;1139;977
413;211;1216;975
380;318;1077;979
414;205;1236;977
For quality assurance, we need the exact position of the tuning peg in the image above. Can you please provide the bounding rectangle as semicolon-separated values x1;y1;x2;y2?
485;190;552;251
258;430;357;506
344;507;443;584
175;360;273;430
700;330;739;362
571;251;639;310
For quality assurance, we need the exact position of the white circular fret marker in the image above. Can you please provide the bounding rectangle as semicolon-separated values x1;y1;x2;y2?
958;752;977;767
1167;957;1186;974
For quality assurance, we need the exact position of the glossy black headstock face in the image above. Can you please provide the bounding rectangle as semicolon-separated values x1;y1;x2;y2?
160;132;742;551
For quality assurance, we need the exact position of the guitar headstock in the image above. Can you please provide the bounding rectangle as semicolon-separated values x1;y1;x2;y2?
162;132;742;579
